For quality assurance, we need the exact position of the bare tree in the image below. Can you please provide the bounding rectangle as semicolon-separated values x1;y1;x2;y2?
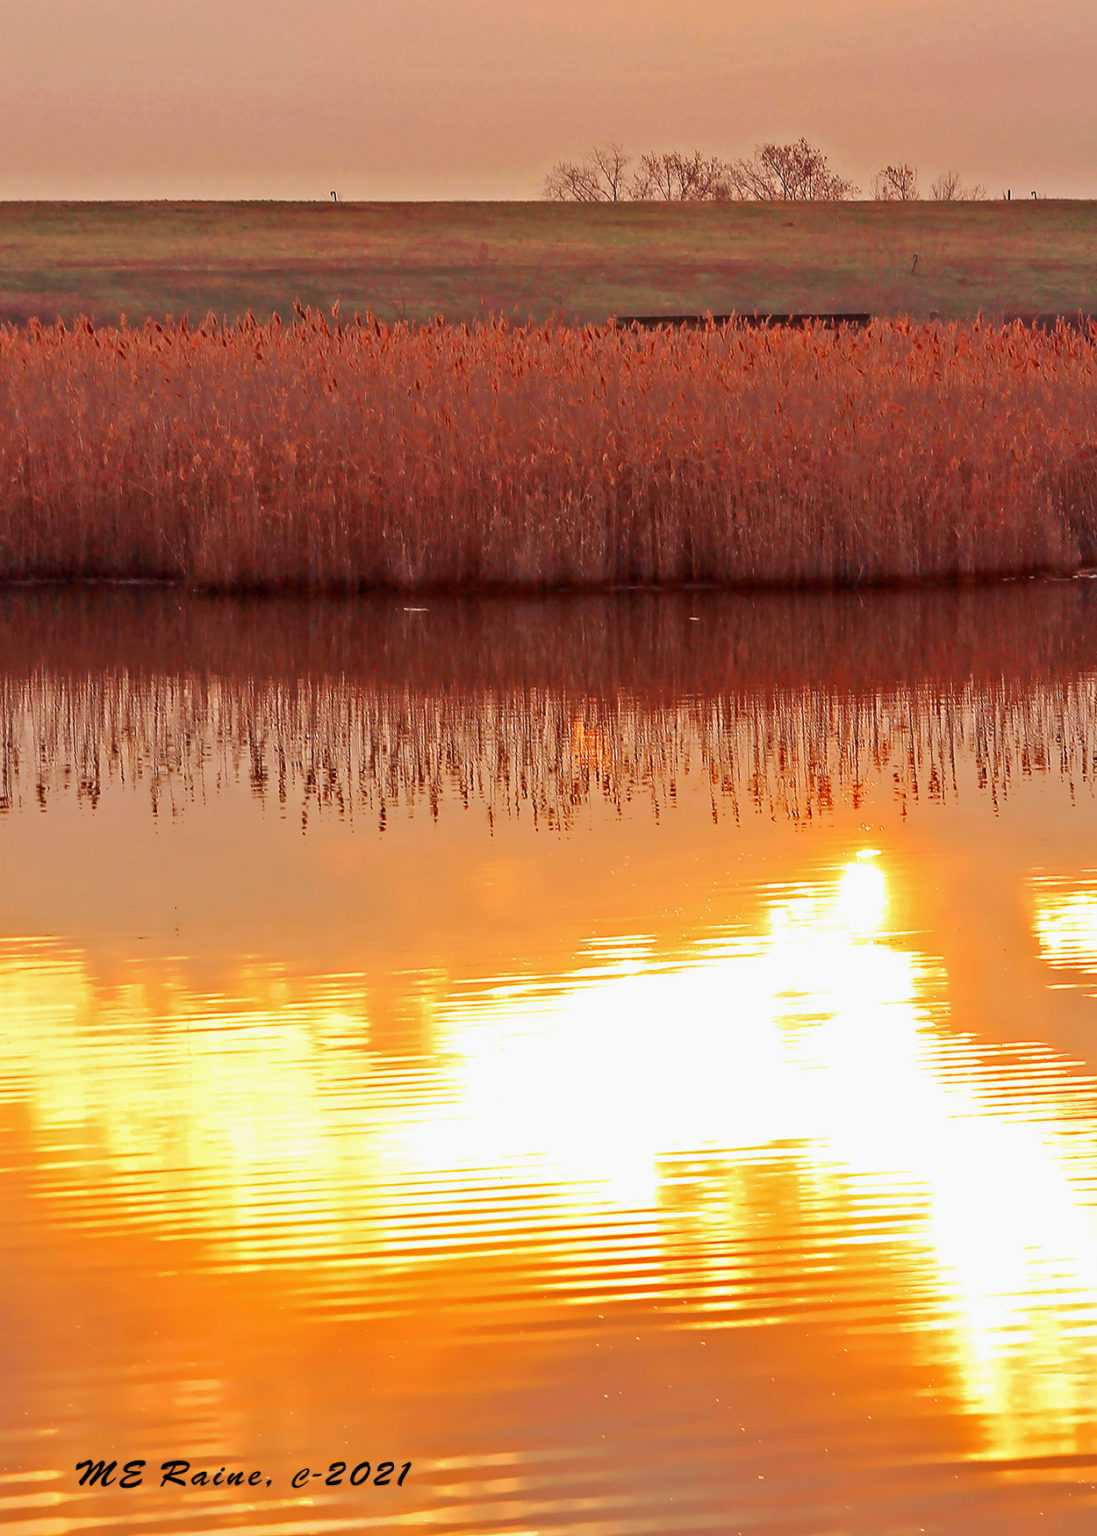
872;162;920;200
543;143;631;202
542;136;868;203
727;138;859;201
931;169;986;202
631;149;733;201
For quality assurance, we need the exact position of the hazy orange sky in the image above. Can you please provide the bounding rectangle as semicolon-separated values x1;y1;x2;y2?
5;0;1096;201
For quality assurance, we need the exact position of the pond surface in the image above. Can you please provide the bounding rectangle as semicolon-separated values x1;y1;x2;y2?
3;583;1097;1534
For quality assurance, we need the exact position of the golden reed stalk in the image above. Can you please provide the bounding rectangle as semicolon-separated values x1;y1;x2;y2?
1;312;1096;589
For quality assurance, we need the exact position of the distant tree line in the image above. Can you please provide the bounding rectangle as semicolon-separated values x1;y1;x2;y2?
871;163;986;202
543;141;986;203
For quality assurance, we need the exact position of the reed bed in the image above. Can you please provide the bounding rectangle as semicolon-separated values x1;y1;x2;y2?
2;312;1097;589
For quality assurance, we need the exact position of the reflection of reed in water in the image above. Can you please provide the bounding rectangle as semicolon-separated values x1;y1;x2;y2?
1;583;1096;823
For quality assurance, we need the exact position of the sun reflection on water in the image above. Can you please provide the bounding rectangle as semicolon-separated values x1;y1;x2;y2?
5;855;1097;1467
1033;876;1097;979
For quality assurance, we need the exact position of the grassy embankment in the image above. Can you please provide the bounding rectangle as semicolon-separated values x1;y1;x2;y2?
3;200;1097;325
2;311;1096;591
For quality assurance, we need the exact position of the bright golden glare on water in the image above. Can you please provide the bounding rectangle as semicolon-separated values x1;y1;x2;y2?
4;586;1097;1533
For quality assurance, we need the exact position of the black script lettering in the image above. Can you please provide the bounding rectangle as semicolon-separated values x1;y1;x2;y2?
159;1460;190;1487
75;1460;118;1487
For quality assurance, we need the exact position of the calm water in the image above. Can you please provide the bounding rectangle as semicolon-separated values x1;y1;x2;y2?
4;583;1097;1534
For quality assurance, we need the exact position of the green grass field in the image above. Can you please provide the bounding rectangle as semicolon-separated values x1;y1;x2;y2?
2;200;1097;327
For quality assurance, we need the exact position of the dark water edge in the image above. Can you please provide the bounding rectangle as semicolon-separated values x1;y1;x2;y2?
4;575;1097;688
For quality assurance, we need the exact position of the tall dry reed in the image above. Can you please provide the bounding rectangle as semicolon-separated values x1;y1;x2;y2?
1;311;1096;589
